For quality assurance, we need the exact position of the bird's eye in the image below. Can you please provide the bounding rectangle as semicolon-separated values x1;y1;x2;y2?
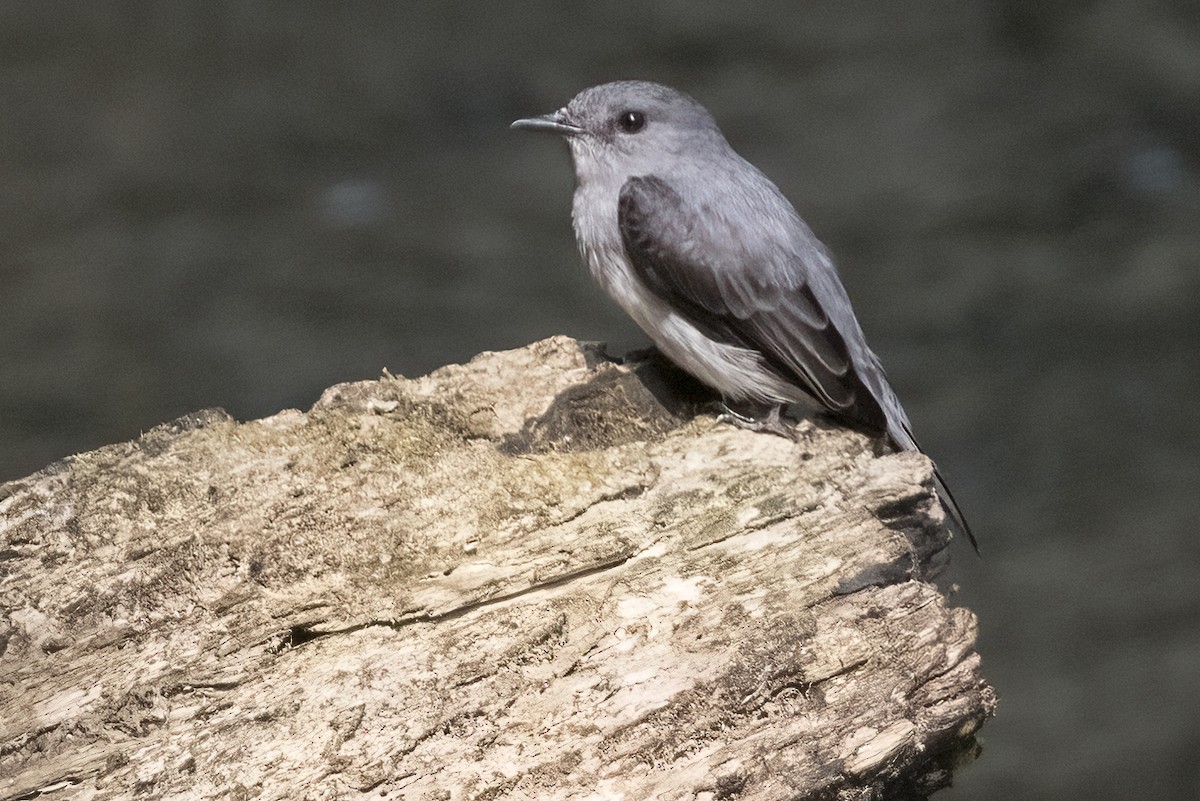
617;110;646;133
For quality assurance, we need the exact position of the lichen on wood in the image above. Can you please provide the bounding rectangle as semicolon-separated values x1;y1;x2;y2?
0;336;994;800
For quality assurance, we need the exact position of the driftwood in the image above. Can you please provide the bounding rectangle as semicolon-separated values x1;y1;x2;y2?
0;336;994;800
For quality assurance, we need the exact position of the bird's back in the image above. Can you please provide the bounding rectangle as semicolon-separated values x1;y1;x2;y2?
635;151;920;451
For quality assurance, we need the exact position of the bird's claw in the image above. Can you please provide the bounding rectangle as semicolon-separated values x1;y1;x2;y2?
715;403;799;442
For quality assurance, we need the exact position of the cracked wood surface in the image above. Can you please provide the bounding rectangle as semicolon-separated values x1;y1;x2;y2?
0;336;994;800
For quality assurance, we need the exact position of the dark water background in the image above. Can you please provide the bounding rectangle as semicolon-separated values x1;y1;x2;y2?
2;3;1198;798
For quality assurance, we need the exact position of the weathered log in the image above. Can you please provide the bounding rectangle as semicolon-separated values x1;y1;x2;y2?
0;336;994;800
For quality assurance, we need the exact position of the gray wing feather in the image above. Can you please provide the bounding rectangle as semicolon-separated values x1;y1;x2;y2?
618;173;888;434
618;173;978;552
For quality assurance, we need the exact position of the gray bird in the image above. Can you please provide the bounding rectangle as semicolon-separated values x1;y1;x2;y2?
513;80;975;549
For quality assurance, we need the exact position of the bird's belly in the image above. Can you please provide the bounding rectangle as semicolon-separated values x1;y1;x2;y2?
584;245;799;404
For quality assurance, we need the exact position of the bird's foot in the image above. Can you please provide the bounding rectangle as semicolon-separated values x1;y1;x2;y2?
714;402;799;442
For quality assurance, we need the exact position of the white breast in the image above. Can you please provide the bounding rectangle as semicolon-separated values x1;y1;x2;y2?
571;180;801;405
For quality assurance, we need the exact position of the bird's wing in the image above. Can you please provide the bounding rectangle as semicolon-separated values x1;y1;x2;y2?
618;173;888;433
619;175;979;552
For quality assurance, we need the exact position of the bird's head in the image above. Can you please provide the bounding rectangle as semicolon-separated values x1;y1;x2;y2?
512;81;730;184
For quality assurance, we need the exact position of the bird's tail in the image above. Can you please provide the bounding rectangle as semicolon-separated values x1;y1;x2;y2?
885;414;979;555
932;464;980;555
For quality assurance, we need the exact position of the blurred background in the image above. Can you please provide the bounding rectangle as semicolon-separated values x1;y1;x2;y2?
2;2;1198;798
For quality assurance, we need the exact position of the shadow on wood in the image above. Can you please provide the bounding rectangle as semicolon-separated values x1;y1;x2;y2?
0;336;994;800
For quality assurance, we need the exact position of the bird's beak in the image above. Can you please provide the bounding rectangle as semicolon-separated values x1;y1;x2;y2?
511;109;583;136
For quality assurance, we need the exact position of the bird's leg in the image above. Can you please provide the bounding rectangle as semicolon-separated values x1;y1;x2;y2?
715;401;799;442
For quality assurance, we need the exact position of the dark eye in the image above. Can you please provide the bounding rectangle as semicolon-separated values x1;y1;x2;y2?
617;110;646;133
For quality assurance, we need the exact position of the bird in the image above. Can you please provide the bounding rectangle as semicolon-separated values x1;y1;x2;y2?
512;80;976;551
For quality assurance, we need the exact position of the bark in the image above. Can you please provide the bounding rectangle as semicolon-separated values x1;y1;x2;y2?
0;336;994;800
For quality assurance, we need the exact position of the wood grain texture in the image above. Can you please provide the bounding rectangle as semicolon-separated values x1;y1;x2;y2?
0;336;994;800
